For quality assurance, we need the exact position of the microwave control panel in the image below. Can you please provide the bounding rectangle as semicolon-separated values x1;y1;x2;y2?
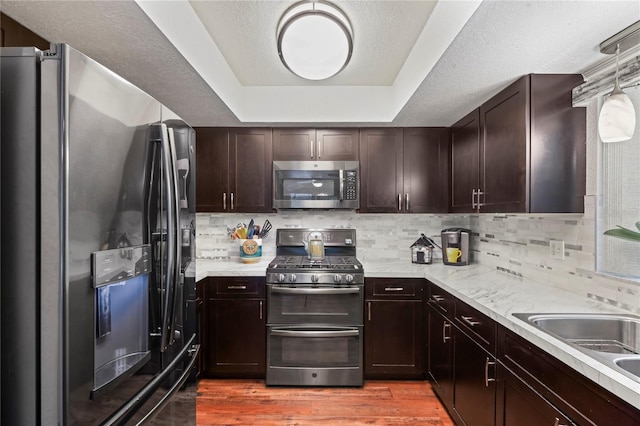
344;170;357;200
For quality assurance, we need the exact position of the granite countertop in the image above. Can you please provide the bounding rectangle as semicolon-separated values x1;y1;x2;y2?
196;257;640;409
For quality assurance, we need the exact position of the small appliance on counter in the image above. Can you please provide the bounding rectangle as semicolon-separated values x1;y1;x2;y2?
441;228;472;266
410;234;440;264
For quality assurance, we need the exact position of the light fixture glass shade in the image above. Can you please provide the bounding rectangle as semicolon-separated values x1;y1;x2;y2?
277;1;353;81
598;84;637;142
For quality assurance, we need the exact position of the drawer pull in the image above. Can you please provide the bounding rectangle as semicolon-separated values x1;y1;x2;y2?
442;322;451;343
227;285;247;290
259;300;263;320
431;294;445;302
461;315;480;327
553;418;568;426
384;287;404;292
485;358;496;387
368;301;372;321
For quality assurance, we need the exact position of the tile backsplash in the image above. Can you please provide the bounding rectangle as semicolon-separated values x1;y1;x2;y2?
196;209;639;314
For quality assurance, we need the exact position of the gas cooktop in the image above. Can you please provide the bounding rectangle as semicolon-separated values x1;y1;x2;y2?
267;255;362;271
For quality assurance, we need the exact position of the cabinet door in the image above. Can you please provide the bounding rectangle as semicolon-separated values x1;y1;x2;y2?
480;77;529;212
272;128;315;160
364;300;423;378
206;298;266;377
316;128;359;160
359;128;403;213
453;329;496;426
450;109;480;213
427;306;454;410
403;127;449;213
229;128;273;213
195;128;229;212
497;365;575;426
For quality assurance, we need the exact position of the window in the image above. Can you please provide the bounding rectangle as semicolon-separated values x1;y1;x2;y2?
598;84;640;278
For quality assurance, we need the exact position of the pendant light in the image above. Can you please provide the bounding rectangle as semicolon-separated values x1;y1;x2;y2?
598;44;636;143
277;1;353;81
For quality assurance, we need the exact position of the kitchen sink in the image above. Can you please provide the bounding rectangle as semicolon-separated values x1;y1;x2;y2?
513;313;640;383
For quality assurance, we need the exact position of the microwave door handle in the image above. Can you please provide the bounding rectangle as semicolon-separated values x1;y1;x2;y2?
339;170;344;201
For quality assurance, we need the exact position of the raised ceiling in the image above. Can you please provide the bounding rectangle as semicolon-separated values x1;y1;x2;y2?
1;1;639;127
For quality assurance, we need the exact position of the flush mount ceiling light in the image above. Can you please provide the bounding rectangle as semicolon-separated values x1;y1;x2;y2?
598;22;640;143
277;0;353;81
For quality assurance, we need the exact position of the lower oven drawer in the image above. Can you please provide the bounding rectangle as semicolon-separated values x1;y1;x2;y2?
267;285;363;325
266;325;363;386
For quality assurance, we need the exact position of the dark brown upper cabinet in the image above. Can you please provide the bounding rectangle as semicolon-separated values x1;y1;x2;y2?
450;74;586;213
273;128;359;161
450;109;481;213
1;13;49;50
195;127;273;213
360;128;448;213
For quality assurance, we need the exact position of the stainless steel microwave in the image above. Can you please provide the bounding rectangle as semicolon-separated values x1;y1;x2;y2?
273;161;359;209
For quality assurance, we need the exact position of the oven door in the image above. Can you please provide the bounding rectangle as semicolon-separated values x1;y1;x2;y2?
267;285;363;325
266;325;363;386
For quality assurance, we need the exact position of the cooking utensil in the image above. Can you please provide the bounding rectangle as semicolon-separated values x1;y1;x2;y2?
259;220;272;238
247;219;255;239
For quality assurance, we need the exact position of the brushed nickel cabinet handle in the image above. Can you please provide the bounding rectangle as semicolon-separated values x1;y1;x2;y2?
259;300;263;320
485;357;496;387
230;192;234;210
431;294;445;302
384;287;404;292
405;193;409;211
368;301;372;321
223;192;227;210
227;285;247;290
310;140;314;158
461;315;480;327
553;418;568;426
472;189;477;209
442;322;451;343
477;189;484;211
398;194;402;211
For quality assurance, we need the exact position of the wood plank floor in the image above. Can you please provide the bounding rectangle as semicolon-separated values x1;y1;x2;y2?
197;379;455;425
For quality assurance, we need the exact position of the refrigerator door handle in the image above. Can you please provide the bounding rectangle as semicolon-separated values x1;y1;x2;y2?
159;124;177;351
100;334;199;426
166;127;182;347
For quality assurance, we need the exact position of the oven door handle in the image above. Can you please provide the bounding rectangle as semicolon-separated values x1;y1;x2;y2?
271;329;360;338
270;286;361;295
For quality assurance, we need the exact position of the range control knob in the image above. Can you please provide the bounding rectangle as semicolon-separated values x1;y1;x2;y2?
311;274;319;283
345;274;354;284
289;274;297;283
277;274;286;283
333;274;342;283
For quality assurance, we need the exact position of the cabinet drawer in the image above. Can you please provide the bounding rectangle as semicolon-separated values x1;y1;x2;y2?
365;278;423;300
427;282;454;318
208;277;265;298
455;300;496;353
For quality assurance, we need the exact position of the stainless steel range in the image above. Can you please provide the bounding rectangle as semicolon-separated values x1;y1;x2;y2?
266;228;364;387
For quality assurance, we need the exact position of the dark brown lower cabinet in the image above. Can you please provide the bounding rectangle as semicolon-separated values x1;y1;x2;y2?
497;365;574;426
452;326;496;426
426;280;640;426
203;277;266;378
498;326;639;426
427;304;454;409
364;278;424;379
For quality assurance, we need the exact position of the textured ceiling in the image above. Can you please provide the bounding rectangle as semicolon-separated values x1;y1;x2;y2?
190;1;436;86
1;0;639;127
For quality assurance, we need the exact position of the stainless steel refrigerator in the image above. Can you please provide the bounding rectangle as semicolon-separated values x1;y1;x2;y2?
1;43;199;425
